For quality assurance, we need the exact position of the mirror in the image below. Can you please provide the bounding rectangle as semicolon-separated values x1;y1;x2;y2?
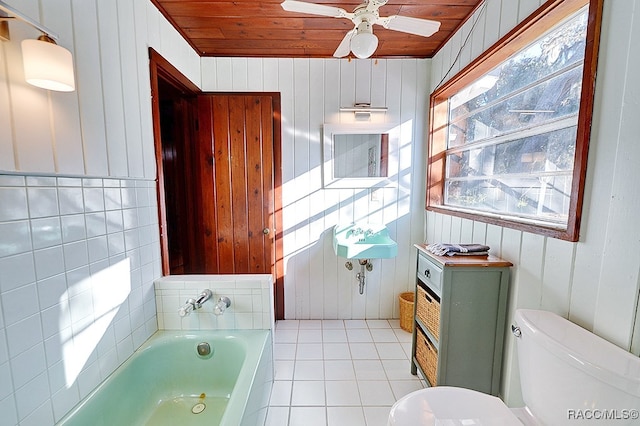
323;123;396;188
333;133;388;178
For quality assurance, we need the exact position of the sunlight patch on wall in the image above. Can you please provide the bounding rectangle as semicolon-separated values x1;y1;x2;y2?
60;258;131;387
397;120;415;219
279;120;414;259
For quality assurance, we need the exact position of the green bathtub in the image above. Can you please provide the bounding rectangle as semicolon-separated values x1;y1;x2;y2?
56;330;273;426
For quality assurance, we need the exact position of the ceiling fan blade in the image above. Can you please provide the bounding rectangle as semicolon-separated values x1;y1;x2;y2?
380;15;441;37
333;29;356;58
281;0;346;18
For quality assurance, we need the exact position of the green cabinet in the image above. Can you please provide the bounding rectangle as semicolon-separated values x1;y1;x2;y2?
411;244;512;396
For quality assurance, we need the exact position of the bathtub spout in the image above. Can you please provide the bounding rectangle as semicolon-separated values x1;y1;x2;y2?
194;289;213;309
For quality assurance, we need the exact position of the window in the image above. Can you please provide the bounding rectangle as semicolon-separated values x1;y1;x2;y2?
427;0;603;241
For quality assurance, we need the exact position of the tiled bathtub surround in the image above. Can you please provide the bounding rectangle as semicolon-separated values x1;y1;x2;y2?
155;274;274;331
0;174;161;425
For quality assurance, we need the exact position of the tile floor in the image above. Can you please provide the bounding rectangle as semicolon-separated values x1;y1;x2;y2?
265;319;425;426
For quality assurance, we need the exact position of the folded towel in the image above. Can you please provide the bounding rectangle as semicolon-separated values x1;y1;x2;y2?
426;243;490;257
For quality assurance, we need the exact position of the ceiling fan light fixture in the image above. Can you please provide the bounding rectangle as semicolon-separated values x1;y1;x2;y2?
350;22;378;59
280;0;442;59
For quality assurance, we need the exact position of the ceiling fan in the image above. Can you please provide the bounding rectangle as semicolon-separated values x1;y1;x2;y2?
281;0;441;59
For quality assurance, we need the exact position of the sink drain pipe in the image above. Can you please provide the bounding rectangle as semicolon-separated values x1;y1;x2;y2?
347;259;373;295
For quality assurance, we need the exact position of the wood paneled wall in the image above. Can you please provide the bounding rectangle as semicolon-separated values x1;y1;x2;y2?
428;0;640;405
202;57;429;321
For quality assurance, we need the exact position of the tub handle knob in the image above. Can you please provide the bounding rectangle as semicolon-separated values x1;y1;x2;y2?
179;298;197;317
214;296;231;316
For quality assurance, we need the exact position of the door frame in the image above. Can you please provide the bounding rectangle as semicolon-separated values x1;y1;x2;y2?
149;48;285;319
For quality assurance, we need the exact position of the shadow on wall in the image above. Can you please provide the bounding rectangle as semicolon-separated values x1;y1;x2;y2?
284;216;411;321
279;120;417;320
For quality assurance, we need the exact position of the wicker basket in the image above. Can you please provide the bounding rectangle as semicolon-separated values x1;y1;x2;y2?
416;327;438;386
398;292;414;333
416;285;440;340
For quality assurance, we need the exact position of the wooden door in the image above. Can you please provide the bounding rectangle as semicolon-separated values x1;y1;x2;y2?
151;50;284;318
196;94;277;276
158;81;198;275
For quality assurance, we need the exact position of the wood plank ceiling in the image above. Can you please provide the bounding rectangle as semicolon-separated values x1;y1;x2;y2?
150;0;484;58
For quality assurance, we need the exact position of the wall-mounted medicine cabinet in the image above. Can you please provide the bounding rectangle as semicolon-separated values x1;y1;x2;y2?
323;123;397;188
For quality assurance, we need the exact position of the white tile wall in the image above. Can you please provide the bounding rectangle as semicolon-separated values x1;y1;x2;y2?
0;173;161;425
155;275;274;331
0;1;200;424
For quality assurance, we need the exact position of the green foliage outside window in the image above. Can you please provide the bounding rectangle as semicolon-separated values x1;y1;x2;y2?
443;8;588;225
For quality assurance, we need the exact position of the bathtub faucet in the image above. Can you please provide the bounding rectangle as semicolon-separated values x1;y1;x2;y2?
194;289;213;308
178;289;213;317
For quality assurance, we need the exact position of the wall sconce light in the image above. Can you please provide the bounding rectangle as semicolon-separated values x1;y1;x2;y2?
0;0;75;92
340;103;388;121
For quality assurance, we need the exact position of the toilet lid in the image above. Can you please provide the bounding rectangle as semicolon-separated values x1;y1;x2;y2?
388;387;522;426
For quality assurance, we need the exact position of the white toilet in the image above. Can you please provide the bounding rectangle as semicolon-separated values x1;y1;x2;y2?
388;309;640;425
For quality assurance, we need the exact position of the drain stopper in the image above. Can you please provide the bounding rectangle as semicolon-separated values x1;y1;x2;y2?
191;403;206;414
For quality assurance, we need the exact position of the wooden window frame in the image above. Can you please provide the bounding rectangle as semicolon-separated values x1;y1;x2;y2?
426;0;604;242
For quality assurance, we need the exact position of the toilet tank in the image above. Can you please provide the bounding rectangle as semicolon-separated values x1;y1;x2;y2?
515;309;640;425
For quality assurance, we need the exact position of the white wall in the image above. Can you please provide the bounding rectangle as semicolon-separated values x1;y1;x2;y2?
428;0;640;405
0;0;201;177
0;0;200;424
201;58;429;321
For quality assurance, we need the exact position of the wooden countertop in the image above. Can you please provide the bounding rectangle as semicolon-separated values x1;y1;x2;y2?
415;244;513;268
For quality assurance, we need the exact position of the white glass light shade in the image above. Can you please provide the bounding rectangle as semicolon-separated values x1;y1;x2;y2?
350;32;378;59
21;38;75;92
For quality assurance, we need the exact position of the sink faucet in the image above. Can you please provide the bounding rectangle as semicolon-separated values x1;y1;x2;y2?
347;227;364;238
